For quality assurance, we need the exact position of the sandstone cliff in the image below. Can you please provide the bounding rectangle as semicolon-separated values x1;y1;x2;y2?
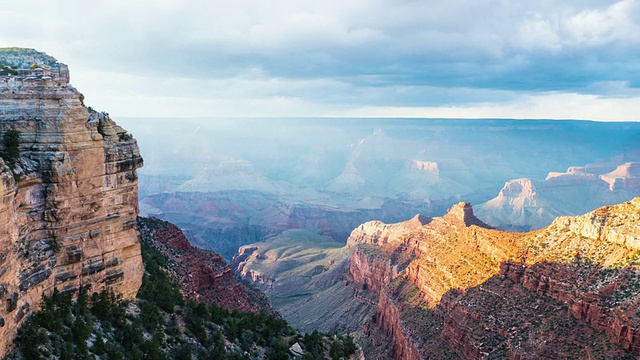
349;199;640;359
0;48;143;356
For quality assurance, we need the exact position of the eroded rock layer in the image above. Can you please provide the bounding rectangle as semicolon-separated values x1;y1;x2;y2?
138;217;273;314
0;49;143;356
348;198;640;359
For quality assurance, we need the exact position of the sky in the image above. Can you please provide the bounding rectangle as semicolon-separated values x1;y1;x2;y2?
2;0;640;120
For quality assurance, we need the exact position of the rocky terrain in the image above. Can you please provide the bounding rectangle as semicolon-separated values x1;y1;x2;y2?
8;218;359;359
137;216;272;313
346;198;640;359
231;198;640;359
477;153;640;231
0;48;144;356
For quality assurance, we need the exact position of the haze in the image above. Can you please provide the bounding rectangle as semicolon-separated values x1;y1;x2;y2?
119;118;640;259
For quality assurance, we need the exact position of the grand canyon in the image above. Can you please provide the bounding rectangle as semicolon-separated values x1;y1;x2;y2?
1;47;640;359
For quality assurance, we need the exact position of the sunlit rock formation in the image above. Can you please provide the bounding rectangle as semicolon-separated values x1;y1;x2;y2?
477;155;640;231
348;198;640;359
0;48;143;356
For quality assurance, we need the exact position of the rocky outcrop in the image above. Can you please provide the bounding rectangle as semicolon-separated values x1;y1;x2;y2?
232;246;276;287
349;198;640;359
349;248;401;294
477;156;640;231
347;214;431;246
375;291;420;360
410;160;439;176
138;217;272;314
551;197;640;249
0;48;143;356
600;163;640;191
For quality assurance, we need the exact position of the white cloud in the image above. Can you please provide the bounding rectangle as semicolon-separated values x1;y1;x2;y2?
564;0;640;46
347;92;640;121
516;15;561;51
2;0;640;120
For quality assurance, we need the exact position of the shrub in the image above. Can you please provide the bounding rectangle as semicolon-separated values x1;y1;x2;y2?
1;129;20;167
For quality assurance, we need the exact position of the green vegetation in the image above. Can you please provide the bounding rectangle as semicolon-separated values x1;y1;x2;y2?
1;129;20;167
6;228;358;359
0;48;59;69
0;62;17;75
137;240;184;313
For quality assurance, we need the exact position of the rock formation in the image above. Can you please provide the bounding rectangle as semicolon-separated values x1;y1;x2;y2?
477;155;640;231
137;217;272;314
230;228;383;338
0;48;143;356
348;198;640;359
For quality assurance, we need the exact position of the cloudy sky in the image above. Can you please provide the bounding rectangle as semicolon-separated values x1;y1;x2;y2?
2;0;640;120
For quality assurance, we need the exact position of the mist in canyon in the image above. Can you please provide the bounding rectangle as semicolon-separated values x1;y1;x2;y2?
120;117;640;257
119;117;640;357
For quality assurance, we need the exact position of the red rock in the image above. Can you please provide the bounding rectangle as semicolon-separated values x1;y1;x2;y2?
349;198;640;359
138;217;273;314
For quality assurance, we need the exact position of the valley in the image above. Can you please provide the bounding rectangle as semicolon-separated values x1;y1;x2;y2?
122;116;640;358
123;118;640;257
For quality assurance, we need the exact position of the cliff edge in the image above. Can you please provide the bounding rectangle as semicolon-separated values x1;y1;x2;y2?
0;48;143;355
349;199;640;359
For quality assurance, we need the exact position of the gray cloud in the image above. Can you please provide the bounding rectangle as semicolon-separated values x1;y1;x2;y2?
2;0;640;117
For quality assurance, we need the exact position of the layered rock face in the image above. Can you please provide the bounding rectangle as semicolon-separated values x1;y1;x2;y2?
0;49;143;356
477;156;640;231
137;217;272;313
348;199;640;359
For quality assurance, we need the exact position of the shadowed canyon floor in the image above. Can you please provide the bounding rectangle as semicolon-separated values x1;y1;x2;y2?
231;229;375;334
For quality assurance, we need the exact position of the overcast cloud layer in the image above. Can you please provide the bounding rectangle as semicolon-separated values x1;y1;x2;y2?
2;0;640;119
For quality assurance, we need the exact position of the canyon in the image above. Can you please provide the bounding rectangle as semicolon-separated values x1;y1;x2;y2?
141;190;449;261
123;118;640;258
234;198;640;359
0;48;143;356
348;198;640;359
3;48;640;359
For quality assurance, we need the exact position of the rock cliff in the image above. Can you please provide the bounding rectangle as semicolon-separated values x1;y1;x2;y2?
137;217;272;313
0;48;143;356
477;155;640;231
348;198;640;359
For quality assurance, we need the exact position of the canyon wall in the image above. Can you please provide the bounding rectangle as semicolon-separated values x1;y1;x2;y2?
0;49;143;356
476;155;640;232
137;217;273;313
348;199;640;359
